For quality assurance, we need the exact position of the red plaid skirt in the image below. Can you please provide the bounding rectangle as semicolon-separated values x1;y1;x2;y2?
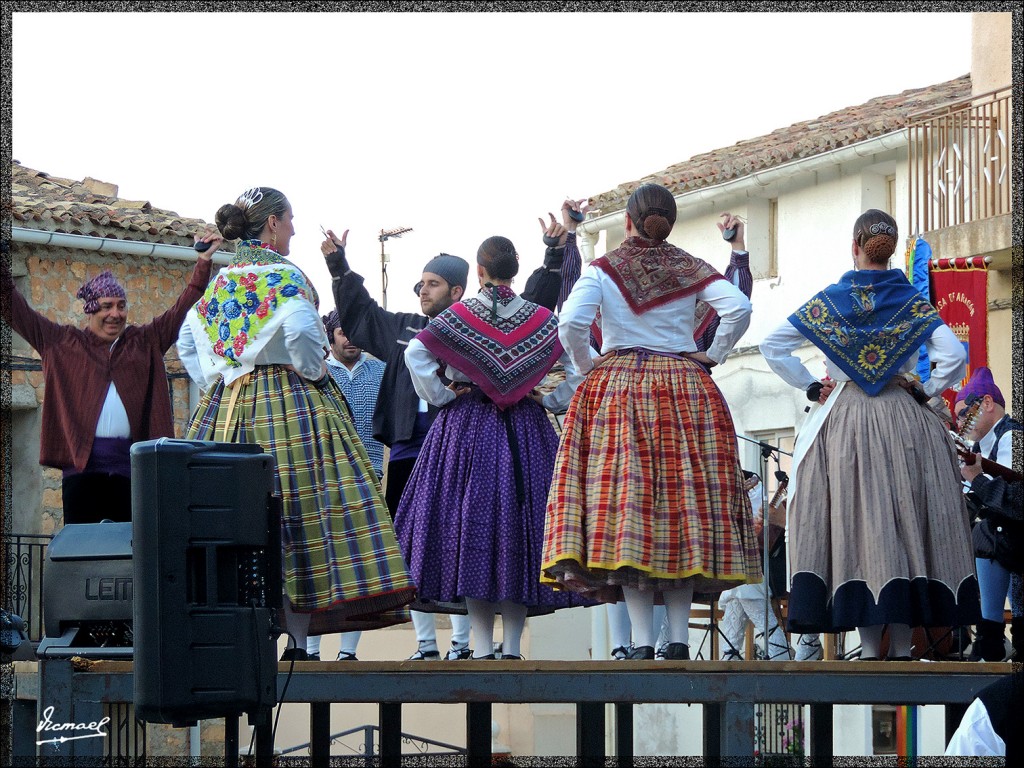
541;350;762;600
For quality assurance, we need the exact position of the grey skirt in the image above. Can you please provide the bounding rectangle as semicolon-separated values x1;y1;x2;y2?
786;380;980;633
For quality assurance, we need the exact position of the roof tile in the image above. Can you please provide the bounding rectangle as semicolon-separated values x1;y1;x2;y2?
11;160;214;248
587;75;971;212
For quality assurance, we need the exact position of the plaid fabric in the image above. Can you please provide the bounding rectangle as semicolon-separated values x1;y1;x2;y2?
542;351;762;599
186;364;415;633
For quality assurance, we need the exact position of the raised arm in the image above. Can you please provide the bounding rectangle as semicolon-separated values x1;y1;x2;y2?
145;249;215;351
522;199;587;312
696;213;752;352
2;256;66;354
322;228;415;360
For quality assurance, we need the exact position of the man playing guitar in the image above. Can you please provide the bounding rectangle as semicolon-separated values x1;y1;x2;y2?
952;367;1022;662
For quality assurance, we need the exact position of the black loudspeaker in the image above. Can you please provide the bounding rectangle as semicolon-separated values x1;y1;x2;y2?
37;521;134;658
131;438;282;727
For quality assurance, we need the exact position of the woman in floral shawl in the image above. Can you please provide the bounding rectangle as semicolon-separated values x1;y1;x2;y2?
759;209;980;660
177;187;415;661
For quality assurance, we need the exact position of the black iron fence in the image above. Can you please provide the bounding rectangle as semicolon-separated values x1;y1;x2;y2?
3;533;51;643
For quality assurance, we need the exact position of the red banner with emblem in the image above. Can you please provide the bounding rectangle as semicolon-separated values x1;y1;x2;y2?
930;256;987;413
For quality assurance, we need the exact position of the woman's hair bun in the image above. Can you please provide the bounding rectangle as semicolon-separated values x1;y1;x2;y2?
215;203;247;241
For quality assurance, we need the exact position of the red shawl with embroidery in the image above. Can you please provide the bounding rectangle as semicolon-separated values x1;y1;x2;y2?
592;237;724;327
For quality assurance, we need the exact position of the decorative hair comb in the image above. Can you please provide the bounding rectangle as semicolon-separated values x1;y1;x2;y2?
868;222;896;237
237;187;264;210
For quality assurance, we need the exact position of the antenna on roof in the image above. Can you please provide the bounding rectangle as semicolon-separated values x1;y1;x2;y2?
378;226;412;310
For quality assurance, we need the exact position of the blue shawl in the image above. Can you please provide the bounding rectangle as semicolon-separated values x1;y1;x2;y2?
788;269;943;396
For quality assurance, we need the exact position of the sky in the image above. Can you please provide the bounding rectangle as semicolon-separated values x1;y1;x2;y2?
10;9;974;315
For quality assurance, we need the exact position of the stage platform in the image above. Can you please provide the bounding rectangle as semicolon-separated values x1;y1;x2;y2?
11;657;1016;765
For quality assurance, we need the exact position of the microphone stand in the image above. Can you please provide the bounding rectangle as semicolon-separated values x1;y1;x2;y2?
735;435;793;661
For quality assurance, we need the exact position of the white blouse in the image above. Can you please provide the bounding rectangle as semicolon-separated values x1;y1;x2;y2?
558;263;752;375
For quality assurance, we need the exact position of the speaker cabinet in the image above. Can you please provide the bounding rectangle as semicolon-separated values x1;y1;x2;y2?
38;521;134;658
131;438;281;727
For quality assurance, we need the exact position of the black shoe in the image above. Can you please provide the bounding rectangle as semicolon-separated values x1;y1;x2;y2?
471;653;496;660
611;645;629;660
968;619;1008;662
408;647;441;660
887;656;914;662
663;642;689;660
307;653;321;661
626;645;655;660
336;651;358;661
444;644;472;660
855;656;881;661
280;648;309;662
499;654;523;660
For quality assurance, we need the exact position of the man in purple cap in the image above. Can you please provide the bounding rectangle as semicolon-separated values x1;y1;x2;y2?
2;246;214;524
953;367;1022;661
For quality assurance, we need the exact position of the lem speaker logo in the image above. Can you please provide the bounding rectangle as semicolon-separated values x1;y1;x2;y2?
84;577;133;601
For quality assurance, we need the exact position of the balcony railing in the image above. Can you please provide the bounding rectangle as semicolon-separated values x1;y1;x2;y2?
3;533;52;643
908;85;1012;235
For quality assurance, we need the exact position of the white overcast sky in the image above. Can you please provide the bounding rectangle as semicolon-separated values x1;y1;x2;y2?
11;10;973;315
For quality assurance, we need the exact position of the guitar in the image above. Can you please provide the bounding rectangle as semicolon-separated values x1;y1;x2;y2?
765;473;789;551
949;396;1023;483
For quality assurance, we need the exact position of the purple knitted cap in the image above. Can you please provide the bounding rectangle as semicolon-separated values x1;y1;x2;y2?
77;271;126;314
957;366;1004;408
322;310;341;336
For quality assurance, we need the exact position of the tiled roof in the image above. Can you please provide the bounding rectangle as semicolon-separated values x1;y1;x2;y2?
10;160;214;248
588;75;971;213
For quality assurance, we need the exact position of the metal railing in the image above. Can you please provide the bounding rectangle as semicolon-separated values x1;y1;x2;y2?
908;85;1012;235
3;533;52;643
11;659;1008;765
280;723;464;761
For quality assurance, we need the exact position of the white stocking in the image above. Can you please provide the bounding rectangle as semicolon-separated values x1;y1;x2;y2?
719;596;748;657
663;582;694;645
858;624;884;659
339;631;361;656
410;610;438;653
450;611;471;648
282;601;310;649
607;602;632;650
886;623;912;659
498;601;528;657
622;587;655;648
466;597;497;658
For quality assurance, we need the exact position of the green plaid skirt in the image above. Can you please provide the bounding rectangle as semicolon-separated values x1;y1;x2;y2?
186;364;414;633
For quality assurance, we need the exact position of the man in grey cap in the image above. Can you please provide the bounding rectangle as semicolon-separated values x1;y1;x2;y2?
322;232;473;660
322;229;566;661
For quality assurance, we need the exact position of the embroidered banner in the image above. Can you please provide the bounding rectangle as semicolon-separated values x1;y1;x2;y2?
930;255;988;413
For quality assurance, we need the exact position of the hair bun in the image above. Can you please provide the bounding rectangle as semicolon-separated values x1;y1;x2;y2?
215;203;247;241
642;214;672;242
863;233;896;263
